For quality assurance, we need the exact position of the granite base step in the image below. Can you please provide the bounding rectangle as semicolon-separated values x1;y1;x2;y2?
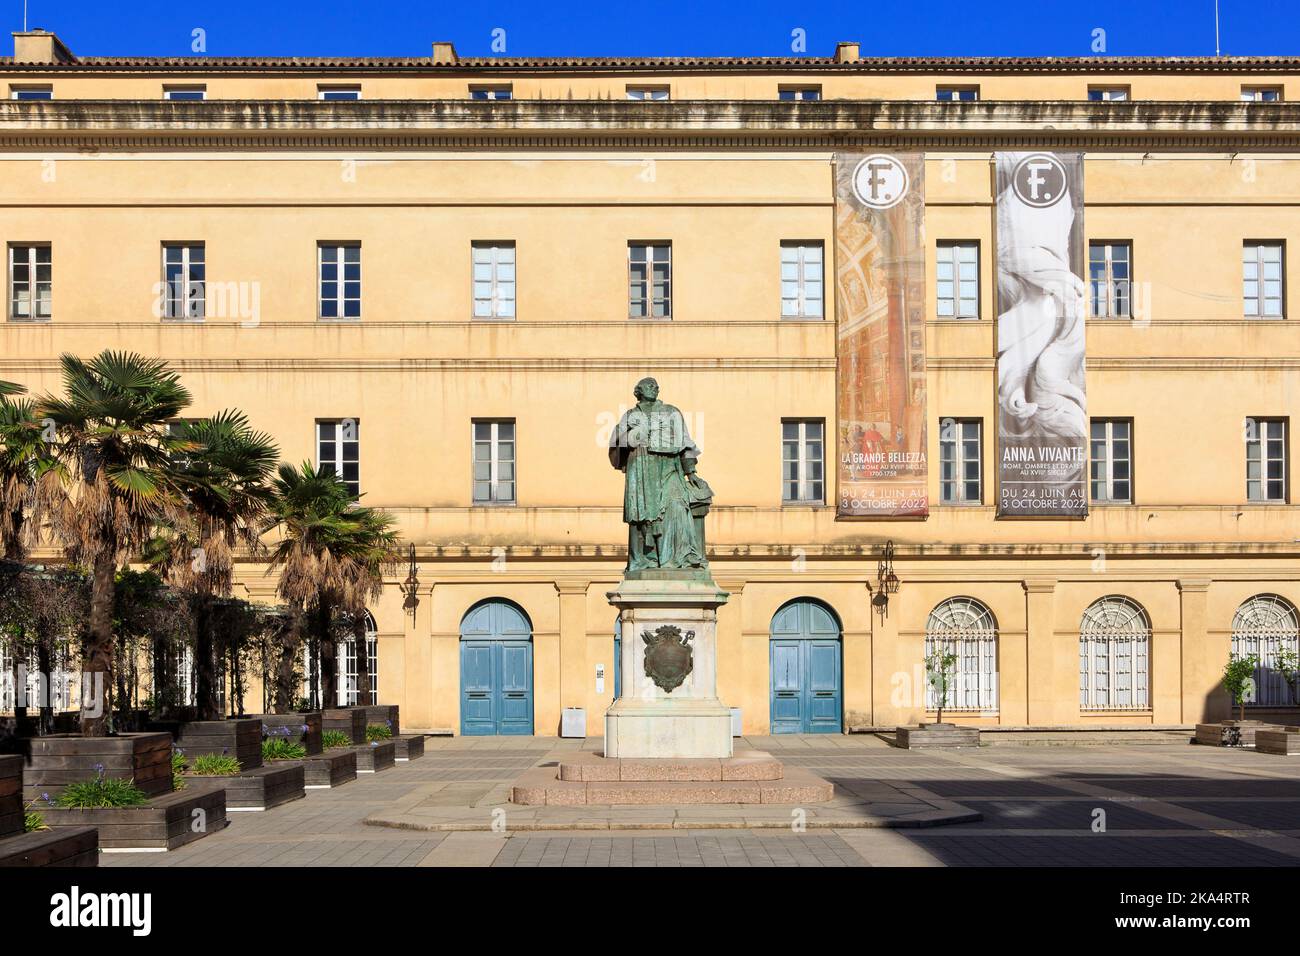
511;751;832;805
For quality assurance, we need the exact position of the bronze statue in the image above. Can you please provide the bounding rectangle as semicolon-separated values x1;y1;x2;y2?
608;377;712;572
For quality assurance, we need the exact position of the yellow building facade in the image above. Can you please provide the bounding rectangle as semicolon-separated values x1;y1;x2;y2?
1;31;1298;734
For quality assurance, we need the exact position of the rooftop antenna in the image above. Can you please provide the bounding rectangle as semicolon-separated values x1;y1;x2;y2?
1214;0;1221;56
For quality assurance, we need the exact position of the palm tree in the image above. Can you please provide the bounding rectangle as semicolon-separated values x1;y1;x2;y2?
263;462;355;713
38;352;192;736
0;383;67;562
335;507;399;707
161;411;278;720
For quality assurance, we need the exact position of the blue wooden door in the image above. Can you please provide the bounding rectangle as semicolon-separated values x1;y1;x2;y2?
460;601;533;736
769;601;842;734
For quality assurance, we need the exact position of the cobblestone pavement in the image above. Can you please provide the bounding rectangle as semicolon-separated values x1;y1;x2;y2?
101;734;1300;867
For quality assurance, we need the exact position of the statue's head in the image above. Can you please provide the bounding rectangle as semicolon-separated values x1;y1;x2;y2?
633;377;660;402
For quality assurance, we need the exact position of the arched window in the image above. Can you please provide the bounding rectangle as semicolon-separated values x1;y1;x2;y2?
925;597;998;713
1080;596;1149;711
1232;594;1300;707
338;611;378;706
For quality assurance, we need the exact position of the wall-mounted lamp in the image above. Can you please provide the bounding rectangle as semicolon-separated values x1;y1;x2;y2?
872;540;900;620
400;543;420;620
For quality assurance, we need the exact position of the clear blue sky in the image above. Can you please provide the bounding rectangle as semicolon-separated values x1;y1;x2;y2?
10;0;1300;59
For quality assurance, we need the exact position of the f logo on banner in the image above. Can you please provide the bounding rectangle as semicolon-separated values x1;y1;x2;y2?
851;154;909;209
1011;153;1068;208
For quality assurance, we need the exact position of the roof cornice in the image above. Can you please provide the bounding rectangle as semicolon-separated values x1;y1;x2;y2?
1;99;1298;150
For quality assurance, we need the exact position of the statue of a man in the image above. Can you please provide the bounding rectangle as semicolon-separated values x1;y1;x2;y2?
608;378;710;572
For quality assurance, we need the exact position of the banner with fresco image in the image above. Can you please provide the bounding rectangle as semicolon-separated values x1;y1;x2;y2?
994;151;1087;517
832;152;928;517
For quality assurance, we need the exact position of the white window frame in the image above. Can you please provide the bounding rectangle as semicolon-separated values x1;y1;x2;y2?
1243;241;1285;318
316;418;360;498
1241;86;1283;102
1089;418;1133;504
318;242;361;320
780;241;824;319
163;85;207;100
338;612;379;706
9;85;52;100
161;243;205;321
472;242;516;319
1089;241;1132;318
778;86;821;101
939;418;982;504
1246;417;1288;503
318;85;362;100
629;242;672;319
472;419;516;505
1232;595;1300;707
936;241;979;319
1088;86;1130;101
8;243;51;321
936;86;978;101
470;85;513;100
0;644;75;713
781;419;825;505
925;597;999;713
626;86;670;101
1079;597;1150;711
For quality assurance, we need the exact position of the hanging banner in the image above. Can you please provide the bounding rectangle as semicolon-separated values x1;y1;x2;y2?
994;151;1087;517
833;152;928;518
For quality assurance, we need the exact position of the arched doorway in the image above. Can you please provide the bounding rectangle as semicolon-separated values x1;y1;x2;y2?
460;599;534;736
769;599;842;734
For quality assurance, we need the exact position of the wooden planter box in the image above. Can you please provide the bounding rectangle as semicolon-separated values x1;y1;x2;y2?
259;712;323;756
895;723;981;749
149;718;263;770
1195;720;1271;748
0;826;98;866
323;707;368;745
22;732;173;801
394;734;424;761
0;754;22;837
365;705;400;739
40;786;228;851
1255;727;1300;755
182;762;305;810
355;740;395;773
300;748;357;788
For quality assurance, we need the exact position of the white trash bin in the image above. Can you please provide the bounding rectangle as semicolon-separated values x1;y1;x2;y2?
561;707;587;738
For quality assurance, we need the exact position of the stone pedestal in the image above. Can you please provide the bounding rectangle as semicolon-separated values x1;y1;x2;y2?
604;574;732;759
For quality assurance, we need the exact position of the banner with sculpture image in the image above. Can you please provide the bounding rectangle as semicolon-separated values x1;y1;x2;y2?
832;152;928;517
995;151;1088;517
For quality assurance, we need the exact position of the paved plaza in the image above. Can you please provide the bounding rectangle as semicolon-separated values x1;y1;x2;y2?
102;734;1300;867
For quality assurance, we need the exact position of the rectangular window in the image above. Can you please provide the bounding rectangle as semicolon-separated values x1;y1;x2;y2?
472;420;516;504
629;242;671;319
626;86;669;100
1089;241;1132;318
1090;419;1132;504
316;419;360;498
781;420;825;504
163;86;206;100
162;243;205;320
936;241;979;319
472;242;516;319
939;418;982;504
936;86;978;101
1241;86;1283;102
9;85;52;100
318;85;361;100
1088;86;1130;101
470;85;512;100
1243;241;1284;318
318;243;361;319
8;244;51;320
778;86;821;101
1246;417;1288;503
780;242;823;319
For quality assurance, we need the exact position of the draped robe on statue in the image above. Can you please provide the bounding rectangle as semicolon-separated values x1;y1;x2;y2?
608;399;705;571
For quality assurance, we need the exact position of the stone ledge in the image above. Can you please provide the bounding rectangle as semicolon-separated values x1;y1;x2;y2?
511;763;832;806
557;750;782;782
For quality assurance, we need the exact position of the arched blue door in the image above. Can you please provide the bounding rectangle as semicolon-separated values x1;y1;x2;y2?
460;600;533;736
770;600;842;734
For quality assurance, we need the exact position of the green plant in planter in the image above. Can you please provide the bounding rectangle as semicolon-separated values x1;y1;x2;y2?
171;750;188;791
188;754;242;776
1223;653;1261;722
924;642;960;724
262;737;307;761
24;801;48;833
56;768;149;809
365;722;392;742
322;730;352;749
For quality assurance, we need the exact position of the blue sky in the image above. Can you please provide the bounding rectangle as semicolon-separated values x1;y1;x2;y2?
10;0;1300;58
